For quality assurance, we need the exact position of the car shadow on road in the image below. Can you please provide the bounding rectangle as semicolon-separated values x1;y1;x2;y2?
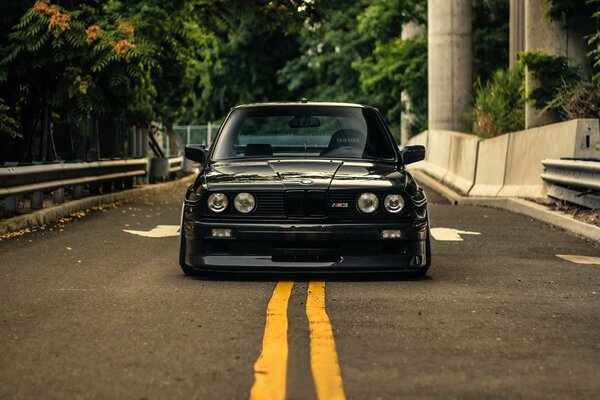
184;271;434;283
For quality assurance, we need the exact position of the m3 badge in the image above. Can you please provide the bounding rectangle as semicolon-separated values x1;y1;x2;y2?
331;202;349;208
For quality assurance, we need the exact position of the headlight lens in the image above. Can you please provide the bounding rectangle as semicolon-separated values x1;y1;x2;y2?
384;194;405;213
234;192;256;214
207;193;228;213
357;193;379;214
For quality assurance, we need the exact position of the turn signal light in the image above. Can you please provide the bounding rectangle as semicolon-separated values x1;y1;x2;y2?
211;228;232;238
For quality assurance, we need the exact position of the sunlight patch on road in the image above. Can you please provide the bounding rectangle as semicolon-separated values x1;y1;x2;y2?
123;225;179;238
306;281;347;400
250;281;294;400
556;255;600;265
431;227;481;241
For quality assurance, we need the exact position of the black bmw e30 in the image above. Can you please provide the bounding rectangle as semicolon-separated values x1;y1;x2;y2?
179;102;431;275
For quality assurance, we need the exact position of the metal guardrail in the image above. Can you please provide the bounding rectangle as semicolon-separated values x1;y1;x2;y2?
541;158;600;209
167;156;184;173
0;159;148;197
0;156;185;213
0;158;149;212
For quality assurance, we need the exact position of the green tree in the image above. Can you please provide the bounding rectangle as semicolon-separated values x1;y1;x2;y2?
353;0;427;137
277;0;375;108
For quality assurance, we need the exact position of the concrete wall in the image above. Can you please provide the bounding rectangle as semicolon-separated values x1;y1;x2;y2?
424;130;454;180
499;119;600;198
407;119;600;199
470;134;510;197
444;133;480;194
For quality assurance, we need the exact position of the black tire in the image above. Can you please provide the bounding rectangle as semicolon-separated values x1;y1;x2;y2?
179;226;200;276
410;223;431;278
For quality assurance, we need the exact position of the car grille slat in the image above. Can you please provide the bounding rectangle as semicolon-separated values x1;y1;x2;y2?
285;190;327;218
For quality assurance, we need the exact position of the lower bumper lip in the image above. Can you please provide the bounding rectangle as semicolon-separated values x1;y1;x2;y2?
182;220;428;271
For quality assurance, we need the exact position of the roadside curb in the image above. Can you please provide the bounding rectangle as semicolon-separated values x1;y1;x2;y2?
411;169;600;243
0;175;194;235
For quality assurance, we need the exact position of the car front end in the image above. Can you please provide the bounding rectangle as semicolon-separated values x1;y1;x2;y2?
179;102;431;275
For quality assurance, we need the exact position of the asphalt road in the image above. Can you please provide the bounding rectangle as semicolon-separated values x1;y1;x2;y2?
1;180;599;400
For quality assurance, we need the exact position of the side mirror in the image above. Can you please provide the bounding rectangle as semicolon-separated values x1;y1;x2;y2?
185;144;208;164
401;145;425;165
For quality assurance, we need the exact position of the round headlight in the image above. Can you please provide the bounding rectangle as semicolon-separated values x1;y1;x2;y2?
234;192;256;214
357;193;379;214
207;193;228;213
384;194;405;213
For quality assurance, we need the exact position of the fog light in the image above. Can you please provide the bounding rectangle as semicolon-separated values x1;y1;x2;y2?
382;229;401;239
211;228;232;238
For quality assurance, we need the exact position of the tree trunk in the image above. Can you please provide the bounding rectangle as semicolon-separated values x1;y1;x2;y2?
167;123;178;156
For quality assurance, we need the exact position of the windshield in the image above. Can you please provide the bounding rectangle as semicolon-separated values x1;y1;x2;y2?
212;106;397;161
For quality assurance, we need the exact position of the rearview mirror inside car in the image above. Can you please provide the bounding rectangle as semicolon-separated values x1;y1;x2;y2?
289;115;320;128
401;145;426;165
185;144;208;164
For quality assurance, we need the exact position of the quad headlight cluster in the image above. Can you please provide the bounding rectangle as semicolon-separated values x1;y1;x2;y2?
357;193;405;214
207;192;256;214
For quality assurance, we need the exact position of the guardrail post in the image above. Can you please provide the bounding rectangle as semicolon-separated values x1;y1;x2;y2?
90;183;100;195
102;181;113;193
124;177;134;189
53;188;65;204
4;196;18;213
72;185;84;199
128;126;137;158
207;122;212;147
31;192;43;209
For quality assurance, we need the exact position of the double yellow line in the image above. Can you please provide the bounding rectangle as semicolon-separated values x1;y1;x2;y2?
249;281;346;400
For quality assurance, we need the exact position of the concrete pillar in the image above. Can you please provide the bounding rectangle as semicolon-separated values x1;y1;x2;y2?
509;0;525;69
428;0;472;132
401;22;426;145
524;0;565;128
207;122;213;147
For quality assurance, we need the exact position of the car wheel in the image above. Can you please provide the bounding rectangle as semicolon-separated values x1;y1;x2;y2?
179;226;200;276
409;223;431;278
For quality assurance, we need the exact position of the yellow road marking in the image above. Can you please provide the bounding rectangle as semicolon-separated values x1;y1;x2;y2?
306;281;347;400
250;281;294;400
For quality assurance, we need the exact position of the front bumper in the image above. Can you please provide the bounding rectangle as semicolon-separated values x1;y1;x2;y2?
183;220;429;272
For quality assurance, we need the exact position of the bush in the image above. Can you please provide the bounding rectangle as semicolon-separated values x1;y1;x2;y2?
470;66;525;138
519;51;580;109
549;80;600;120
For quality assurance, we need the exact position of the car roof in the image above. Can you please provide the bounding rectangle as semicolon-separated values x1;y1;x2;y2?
232;101;369;109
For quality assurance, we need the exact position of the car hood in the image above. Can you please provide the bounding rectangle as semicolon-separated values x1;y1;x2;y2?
204;159;405;191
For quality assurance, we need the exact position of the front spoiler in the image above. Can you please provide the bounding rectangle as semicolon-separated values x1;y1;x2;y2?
183;220;428;272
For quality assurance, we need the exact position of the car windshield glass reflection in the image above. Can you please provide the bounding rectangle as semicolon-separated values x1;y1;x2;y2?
212;106;396;161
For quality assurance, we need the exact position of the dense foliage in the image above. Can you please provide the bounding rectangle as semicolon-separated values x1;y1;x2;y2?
549;80;600;120
470;65;525;138
472;0;510;85
589;0;600;82
1;0;512;162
